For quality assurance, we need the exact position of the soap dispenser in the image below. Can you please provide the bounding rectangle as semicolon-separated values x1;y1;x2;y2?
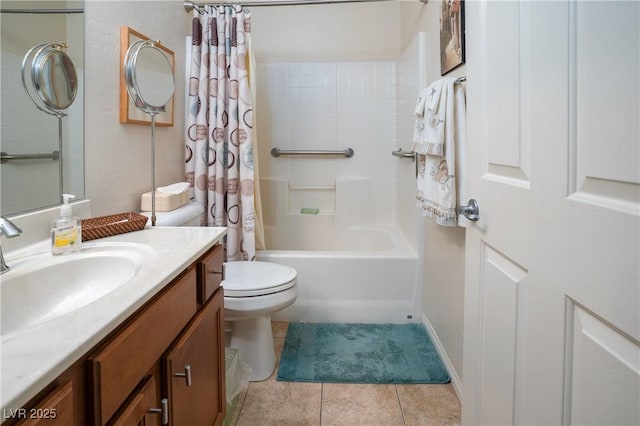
51;194;82;255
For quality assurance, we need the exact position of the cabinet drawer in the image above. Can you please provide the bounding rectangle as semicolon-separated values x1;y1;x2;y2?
87;268;197;425
14;381;73;426
197;244;224;305
111;375;160;426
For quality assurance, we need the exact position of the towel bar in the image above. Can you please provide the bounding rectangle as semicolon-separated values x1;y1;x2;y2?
391;148;416;162
0;150;59;164
271;147;354;158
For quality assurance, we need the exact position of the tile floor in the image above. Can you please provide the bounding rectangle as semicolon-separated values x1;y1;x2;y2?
228;322;461;426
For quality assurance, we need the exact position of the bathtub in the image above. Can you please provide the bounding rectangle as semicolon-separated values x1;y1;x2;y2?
256;224;420;323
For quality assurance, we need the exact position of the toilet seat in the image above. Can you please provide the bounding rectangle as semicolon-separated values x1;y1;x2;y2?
222;261;297;297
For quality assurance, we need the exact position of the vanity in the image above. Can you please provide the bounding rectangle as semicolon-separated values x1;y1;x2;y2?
1;226;227;425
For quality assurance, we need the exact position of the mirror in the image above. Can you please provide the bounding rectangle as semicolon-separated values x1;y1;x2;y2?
33;46;78;110
125;43;174;111
122;28;175;226
0;2;84;217
120;27;174;126
22;43;78;114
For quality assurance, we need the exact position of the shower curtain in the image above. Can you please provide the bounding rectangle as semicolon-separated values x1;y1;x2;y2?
186;5;260;261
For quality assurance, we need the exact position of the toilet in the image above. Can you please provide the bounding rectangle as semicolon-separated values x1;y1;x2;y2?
222;260;297;380
143;202;298;381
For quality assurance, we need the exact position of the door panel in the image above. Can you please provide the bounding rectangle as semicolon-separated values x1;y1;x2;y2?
570;1;639;211
477;244;528;426
463;1;639;425
484;1;531;186
565;303;640;426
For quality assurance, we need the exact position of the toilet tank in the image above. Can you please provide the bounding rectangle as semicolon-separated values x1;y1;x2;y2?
141;202;204;227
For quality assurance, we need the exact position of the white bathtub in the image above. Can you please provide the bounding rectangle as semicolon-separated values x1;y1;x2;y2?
256;225;420;323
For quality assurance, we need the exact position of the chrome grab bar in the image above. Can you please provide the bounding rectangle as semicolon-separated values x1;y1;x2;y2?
391;148;416;162
0;150;60;164
271;147;354;158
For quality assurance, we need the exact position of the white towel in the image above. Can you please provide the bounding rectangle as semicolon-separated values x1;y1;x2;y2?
416;79;466;227
414;87;429;116
412;78;453;156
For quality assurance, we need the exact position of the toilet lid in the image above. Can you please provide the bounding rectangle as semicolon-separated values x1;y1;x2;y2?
222;261;297;297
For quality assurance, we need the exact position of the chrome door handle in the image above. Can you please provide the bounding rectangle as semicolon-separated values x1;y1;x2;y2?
174;364;192;386
457;199;479;221
149;398;169;425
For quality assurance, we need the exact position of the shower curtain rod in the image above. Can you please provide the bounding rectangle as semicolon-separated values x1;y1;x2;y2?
0;8;83;14
185;0;425;12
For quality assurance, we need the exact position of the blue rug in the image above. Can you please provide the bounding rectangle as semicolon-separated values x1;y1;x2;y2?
277;322;450;384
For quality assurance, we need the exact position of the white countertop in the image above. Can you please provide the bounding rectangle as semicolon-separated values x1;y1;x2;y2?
0;226;226;416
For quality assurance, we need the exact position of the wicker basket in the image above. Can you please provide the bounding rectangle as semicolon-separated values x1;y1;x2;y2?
81;212;148;242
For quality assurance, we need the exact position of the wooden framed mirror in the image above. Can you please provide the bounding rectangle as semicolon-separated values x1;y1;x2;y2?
119;26;174;126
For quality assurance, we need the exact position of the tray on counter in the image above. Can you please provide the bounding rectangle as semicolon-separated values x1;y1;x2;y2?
81;212;148;241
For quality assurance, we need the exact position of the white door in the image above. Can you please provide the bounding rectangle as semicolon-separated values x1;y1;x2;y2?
462;1;639;425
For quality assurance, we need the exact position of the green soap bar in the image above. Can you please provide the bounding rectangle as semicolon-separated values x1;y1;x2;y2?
300;208;320;215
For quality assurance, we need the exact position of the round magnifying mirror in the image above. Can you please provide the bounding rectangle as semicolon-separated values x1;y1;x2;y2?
33;48;78;111
124;40;174;114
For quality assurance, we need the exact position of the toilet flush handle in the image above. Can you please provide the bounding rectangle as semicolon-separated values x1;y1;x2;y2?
174;364;192;387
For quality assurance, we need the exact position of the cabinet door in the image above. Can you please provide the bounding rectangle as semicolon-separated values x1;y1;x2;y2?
164;289;225;426
111;375;160;426
14;381;73;426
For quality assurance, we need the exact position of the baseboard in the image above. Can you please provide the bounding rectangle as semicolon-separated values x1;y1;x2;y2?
421;313;463;401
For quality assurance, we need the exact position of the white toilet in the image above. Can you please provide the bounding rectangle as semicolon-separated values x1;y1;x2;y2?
143;202;298;381
223;261;297;380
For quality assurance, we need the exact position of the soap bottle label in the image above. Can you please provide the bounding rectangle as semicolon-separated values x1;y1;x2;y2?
51;224;80;254
54;226;79;248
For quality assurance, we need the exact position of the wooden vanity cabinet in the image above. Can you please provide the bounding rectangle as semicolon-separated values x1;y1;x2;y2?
4;243;225;426
12;381;74;426
86;243;225;426
6;357;86;426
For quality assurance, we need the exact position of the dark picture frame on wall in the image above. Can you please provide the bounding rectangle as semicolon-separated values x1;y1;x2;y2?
440;0;465;75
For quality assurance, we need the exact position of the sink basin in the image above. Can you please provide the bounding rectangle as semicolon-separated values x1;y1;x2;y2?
1;242;156;337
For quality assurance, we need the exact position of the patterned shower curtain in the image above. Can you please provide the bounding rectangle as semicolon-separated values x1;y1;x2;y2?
186;5;255;261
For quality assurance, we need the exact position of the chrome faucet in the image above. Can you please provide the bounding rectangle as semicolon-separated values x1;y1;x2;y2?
1;217;23;274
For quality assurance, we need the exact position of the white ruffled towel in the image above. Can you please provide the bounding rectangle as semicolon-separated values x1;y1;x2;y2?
412;79;447;156
414;78;468;227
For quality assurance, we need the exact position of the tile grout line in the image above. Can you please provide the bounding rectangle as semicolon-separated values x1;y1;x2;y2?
233;381;249;426
395;384;407;426
319;382;324;426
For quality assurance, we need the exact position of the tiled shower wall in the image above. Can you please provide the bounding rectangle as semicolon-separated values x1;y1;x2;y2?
0;50;61;214
256;61;398;227
395;32;426;250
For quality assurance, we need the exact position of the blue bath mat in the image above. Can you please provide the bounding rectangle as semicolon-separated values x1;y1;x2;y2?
277;322;450;384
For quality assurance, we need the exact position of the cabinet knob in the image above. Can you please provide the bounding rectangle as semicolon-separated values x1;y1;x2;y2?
148;397;169;425
174;364;192;387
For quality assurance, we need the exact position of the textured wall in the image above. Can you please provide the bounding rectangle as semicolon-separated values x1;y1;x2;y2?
251;2;402;62
84;1;188;216
399;1;467;384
